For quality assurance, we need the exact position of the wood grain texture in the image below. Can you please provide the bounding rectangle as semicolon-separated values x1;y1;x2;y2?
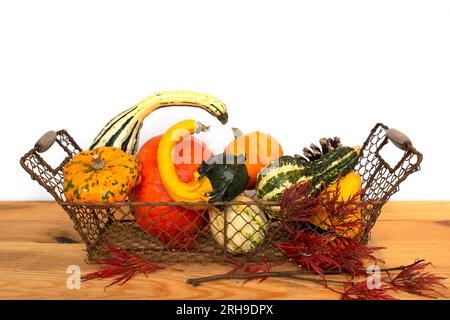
0;201;449;300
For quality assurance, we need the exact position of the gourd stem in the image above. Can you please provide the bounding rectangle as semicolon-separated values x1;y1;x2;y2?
91;155;105;171
231;127;244;139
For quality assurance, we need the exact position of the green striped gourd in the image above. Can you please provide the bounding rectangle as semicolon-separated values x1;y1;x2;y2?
256;146;360;217
89;90;228;155
209;195;269;254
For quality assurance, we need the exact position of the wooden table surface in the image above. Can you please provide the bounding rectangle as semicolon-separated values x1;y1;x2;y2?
0;201;449;300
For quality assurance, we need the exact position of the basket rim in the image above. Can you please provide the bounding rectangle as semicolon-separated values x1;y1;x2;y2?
57;199;386;208
58;199;281;207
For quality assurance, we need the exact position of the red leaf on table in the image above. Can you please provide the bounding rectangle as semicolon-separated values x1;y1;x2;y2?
82;240;178;288
341;280;396;300
386;261;447;299
276;230;384;276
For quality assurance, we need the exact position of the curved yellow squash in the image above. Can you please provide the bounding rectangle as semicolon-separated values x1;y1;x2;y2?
157;119;213;207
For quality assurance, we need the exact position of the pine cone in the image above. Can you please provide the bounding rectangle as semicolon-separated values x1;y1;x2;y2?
294;137;343;163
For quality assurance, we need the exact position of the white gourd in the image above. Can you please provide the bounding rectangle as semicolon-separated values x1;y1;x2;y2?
209;195;269;254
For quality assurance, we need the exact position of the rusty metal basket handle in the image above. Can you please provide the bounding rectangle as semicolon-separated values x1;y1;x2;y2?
20;129;82;202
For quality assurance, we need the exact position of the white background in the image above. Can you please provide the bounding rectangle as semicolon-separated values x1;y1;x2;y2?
1;0;449;201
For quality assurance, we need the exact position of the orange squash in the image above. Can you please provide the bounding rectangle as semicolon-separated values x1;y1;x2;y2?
130;135;213;248
224;128;283;189
63;146;140;203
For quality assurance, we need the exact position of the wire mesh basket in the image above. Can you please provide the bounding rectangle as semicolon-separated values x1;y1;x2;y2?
20;123;422;263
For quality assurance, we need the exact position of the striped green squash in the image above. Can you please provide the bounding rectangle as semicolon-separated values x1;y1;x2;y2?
89;90;228;155
256;147;360;217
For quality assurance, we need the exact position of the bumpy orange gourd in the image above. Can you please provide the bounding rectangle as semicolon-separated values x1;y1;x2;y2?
224;128;283;189
63;146;141;202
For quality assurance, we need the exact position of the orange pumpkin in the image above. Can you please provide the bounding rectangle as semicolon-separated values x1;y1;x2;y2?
63;146;140;202
130;135;213;248
224;128;283;189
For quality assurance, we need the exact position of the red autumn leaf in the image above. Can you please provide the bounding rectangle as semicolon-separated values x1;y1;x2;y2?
341;280;396;300
82;240;178;288
386;261;447;299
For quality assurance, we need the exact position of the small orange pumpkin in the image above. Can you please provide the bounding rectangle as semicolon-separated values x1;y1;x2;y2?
63;146;141;202
224;128;283;189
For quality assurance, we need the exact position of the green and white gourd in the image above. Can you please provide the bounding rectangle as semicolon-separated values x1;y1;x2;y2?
256;146;360;217
89;90;228;155
209;195;269;254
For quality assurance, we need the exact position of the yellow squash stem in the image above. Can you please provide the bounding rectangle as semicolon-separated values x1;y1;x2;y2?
157;119;213;207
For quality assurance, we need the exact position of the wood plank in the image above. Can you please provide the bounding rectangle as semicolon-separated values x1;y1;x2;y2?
0;201;449;300
380;201;450;221
0;202;81;243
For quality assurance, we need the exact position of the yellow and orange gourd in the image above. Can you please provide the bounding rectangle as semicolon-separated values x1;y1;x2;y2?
63;146;141;203
309;171;363;238
156;119;249;208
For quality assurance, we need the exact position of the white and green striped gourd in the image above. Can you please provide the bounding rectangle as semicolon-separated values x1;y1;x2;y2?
209;195;269;254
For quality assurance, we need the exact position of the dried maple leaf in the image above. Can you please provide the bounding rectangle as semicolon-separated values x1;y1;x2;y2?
386;261;447;299
341;280;396;300
276;230;384;276
82;240;176;288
